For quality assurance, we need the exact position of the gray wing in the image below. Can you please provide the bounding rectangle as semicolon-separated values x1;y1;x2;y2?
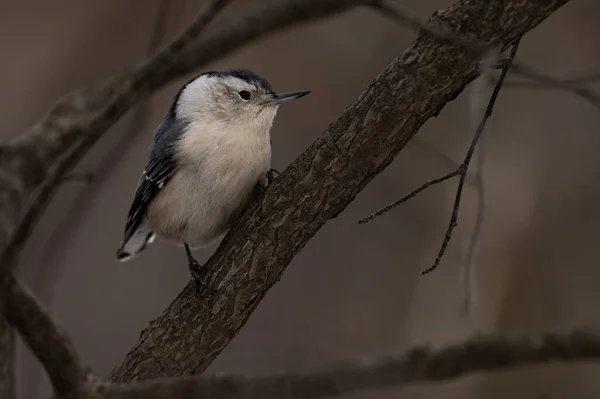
120;113;187;245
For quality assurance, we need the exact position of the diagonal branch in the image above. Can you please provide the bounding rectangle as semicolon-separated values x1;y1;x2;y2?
0;273;93;397
108;0;571;383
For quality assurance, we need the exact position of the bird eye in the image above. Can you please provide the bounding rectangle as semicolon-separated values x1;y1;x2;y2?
239;90;251;100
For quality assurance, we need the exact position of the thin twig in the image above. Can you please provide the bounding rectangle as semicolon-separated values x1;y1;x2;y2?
422;39;521;275
0;273;93;397
407;138;479;187
358;170;461;224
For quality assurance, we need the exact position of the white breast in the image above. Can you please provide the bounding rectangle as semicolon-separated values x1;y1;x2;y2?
148;120;271;248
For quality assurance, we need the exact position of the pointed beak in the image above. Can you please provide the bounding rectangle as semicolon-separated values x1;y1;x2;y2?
270;90;310;105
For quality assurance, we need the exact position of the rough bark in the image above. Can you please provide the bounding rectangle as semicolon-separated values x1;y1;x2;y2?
109;0;571;382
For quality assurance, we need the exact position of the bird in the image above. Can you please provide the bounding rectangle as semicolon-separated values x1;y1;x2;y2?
116;69;309;284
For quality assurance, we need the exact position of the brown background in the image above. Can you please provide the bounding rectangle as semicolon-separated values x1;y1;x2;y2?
1;0;600;398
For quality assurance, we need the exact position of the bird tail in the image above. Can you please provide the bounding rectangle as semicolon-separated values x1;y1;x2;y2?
116;221;156;262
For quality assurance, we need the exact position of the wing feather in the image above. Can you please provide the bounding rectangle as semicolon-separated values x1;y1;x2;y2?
121;156;176;245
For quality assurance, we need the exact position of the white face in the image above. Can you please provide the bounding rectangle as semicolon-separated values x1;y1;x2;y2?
176;74;279;128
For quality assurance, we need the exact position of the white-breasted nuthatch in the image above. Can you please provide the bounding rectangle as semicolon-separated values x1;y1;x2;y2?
116;69;309;280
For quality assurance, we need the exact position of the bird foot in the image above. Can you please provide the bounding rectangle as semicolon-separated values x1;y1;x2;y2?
185;245;215;294
266;168;281;184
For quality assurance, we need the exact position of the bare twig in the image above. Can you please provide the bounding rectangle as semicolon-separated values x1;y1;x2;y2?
358;170;462;224
96;330;600;399
359;41;520;275
0;273;93;397
407;138;479;187
422;39;520;274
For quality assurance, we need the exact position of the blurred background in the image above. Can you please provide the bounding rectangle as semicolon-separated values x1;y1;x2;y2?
1;0;599;398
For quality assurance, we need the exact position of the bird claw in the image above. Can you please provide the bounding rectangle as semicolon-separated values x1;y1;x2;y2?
188;259;216;294
185;244;215;294
266;168;281;184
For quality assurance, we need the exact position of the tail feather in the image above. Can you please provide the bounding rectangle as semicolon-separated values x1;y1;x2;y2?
117;222;156;262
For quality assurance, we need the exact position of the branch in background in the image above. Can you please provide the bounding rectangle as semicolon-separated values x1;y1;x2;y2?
460;50;500;315
0;273;93;397
503;67;600;88
505;62;600;110
109;0;569;382
22;4;177;398
98;330;600;399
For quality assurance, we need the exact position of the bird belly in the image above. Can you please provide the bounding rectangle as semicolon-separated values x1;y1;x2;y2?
147;154;268;248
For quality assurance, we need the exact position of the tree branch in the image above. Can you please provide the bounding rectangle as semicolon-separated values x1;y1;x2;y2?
0;273;93;397
99;330;600;399
108;0;571;382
